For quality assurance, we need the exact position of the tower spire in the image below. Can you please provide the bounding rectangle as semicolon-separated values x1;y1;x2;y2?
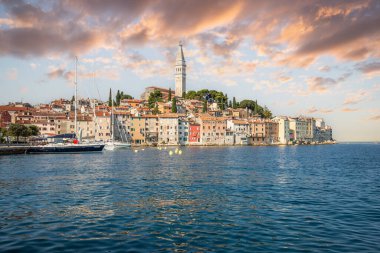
175;41;186;97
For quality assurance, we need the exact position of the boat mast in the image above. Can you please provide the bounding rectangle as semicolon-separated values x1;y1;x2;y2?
74;56;78;136
111;89;114;144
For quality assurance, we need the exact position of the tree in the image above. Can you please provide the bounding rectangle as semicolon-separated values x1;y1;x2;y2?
185;90;197;100
262;106;272;118
228;100;232;108
232;97;237;109
28;125;40;136
152;104;160;115
71;95;75;103
182;91;186;98
0;127;7;143
168;88;172;101
202;100;207;113
171;97;177;113
8;124;30;143
116;90;121;106
108;88;112;107
148;90;163;108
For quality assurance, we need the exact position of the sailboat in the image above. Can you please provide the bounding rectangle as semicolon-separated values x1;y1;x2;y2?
104;90;131;151
27;57;105;154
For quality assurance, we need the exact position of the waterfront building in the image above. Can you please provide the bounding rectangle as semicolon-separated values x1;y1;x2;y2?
264;120;279;144
289;117;308;142
129;116;146;145
198;115;226;145
94;111;111;142
175;42;186;97
274;116;290;144
178;117;189;145
143;115;159;145
114;111;132;143
305;117;316;142
250;119;266;144
189;122;201;144
158;114;180;145
227;119;250;145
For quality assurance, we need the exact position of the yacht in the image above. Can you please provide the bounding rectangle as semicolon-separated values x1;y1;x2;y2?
28;57;105;154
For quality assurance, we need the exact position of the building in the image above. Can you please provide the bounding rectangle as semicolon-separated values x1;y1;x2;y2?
189;122;201;144
178;117;189;145
129;116;146;145
175;42;186;97
274;116;290;144
198;115;226;145
227;119;250;145
289;117;308;142
94;111;111;142
264;120;279;144
158;114;180;145
250;119;266;144
140;86;175;101
144;115;159;145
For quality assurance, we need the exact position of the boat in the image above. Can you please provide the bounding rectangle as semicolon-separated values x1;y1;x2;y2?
104;89;131;151
28;57;105;154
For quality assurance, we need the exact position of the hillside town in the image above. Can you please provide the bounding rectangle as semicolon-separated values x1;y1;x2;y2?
0;43;333;146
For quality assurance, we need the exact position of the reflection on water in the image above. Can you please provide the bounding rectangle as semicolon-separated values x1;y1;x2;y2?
1;144;380;252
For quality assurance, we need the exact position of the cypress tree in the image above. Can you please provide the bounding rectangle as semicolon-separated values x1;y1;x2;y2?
172;97;177;113
168;88;172;101
108;88;112;107
232;97;237;109
116;90;121;106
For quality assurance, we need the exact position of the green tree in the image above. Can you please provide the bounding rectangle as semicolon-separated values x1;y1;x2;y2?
185;90;197;99
182;91;186;98
28;125;40;136
108;88;112;107
168;88;172;101
152;104;160;115
262;106;272;118
8;124;30;142
116;90;121;106
0;127;7;143
228;100;232;108
71;95;75;103
232;97;237;109
171;97;177;113
202;100;207;113
148;90;163;108
120;91;133;100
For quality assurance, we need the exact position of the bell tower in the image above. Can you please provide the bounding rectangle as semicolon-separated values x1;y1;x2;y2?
175;41;186;97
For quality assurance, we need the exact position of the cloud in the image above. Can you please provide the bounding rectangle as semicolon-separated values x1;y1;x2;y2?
341;107;358;112
47;68;73;80
6;68;17;80
0;0;380;79
307;77;337;93
356;61;380;76
306;106;334;114
319;66;331;72
343;90;369;105
369;115;380;121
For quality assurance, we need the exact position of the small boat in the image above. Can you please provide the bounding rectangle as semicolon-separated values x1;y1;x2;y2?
104;89;131;151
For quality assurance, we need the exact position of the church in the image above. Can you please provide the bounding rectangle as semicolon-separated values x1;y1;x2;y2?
141;42;186;100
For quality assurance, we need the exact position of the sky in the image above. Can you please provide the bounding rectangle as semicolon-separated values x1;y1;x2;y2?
0;0;379;141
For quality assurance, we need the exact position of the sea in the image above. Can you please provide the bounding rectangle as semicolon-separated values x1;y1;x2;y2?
0;144;379;252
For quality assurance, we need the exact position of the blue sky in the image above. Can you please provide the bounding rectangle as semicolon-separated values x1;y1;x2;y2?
0;0;379;141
